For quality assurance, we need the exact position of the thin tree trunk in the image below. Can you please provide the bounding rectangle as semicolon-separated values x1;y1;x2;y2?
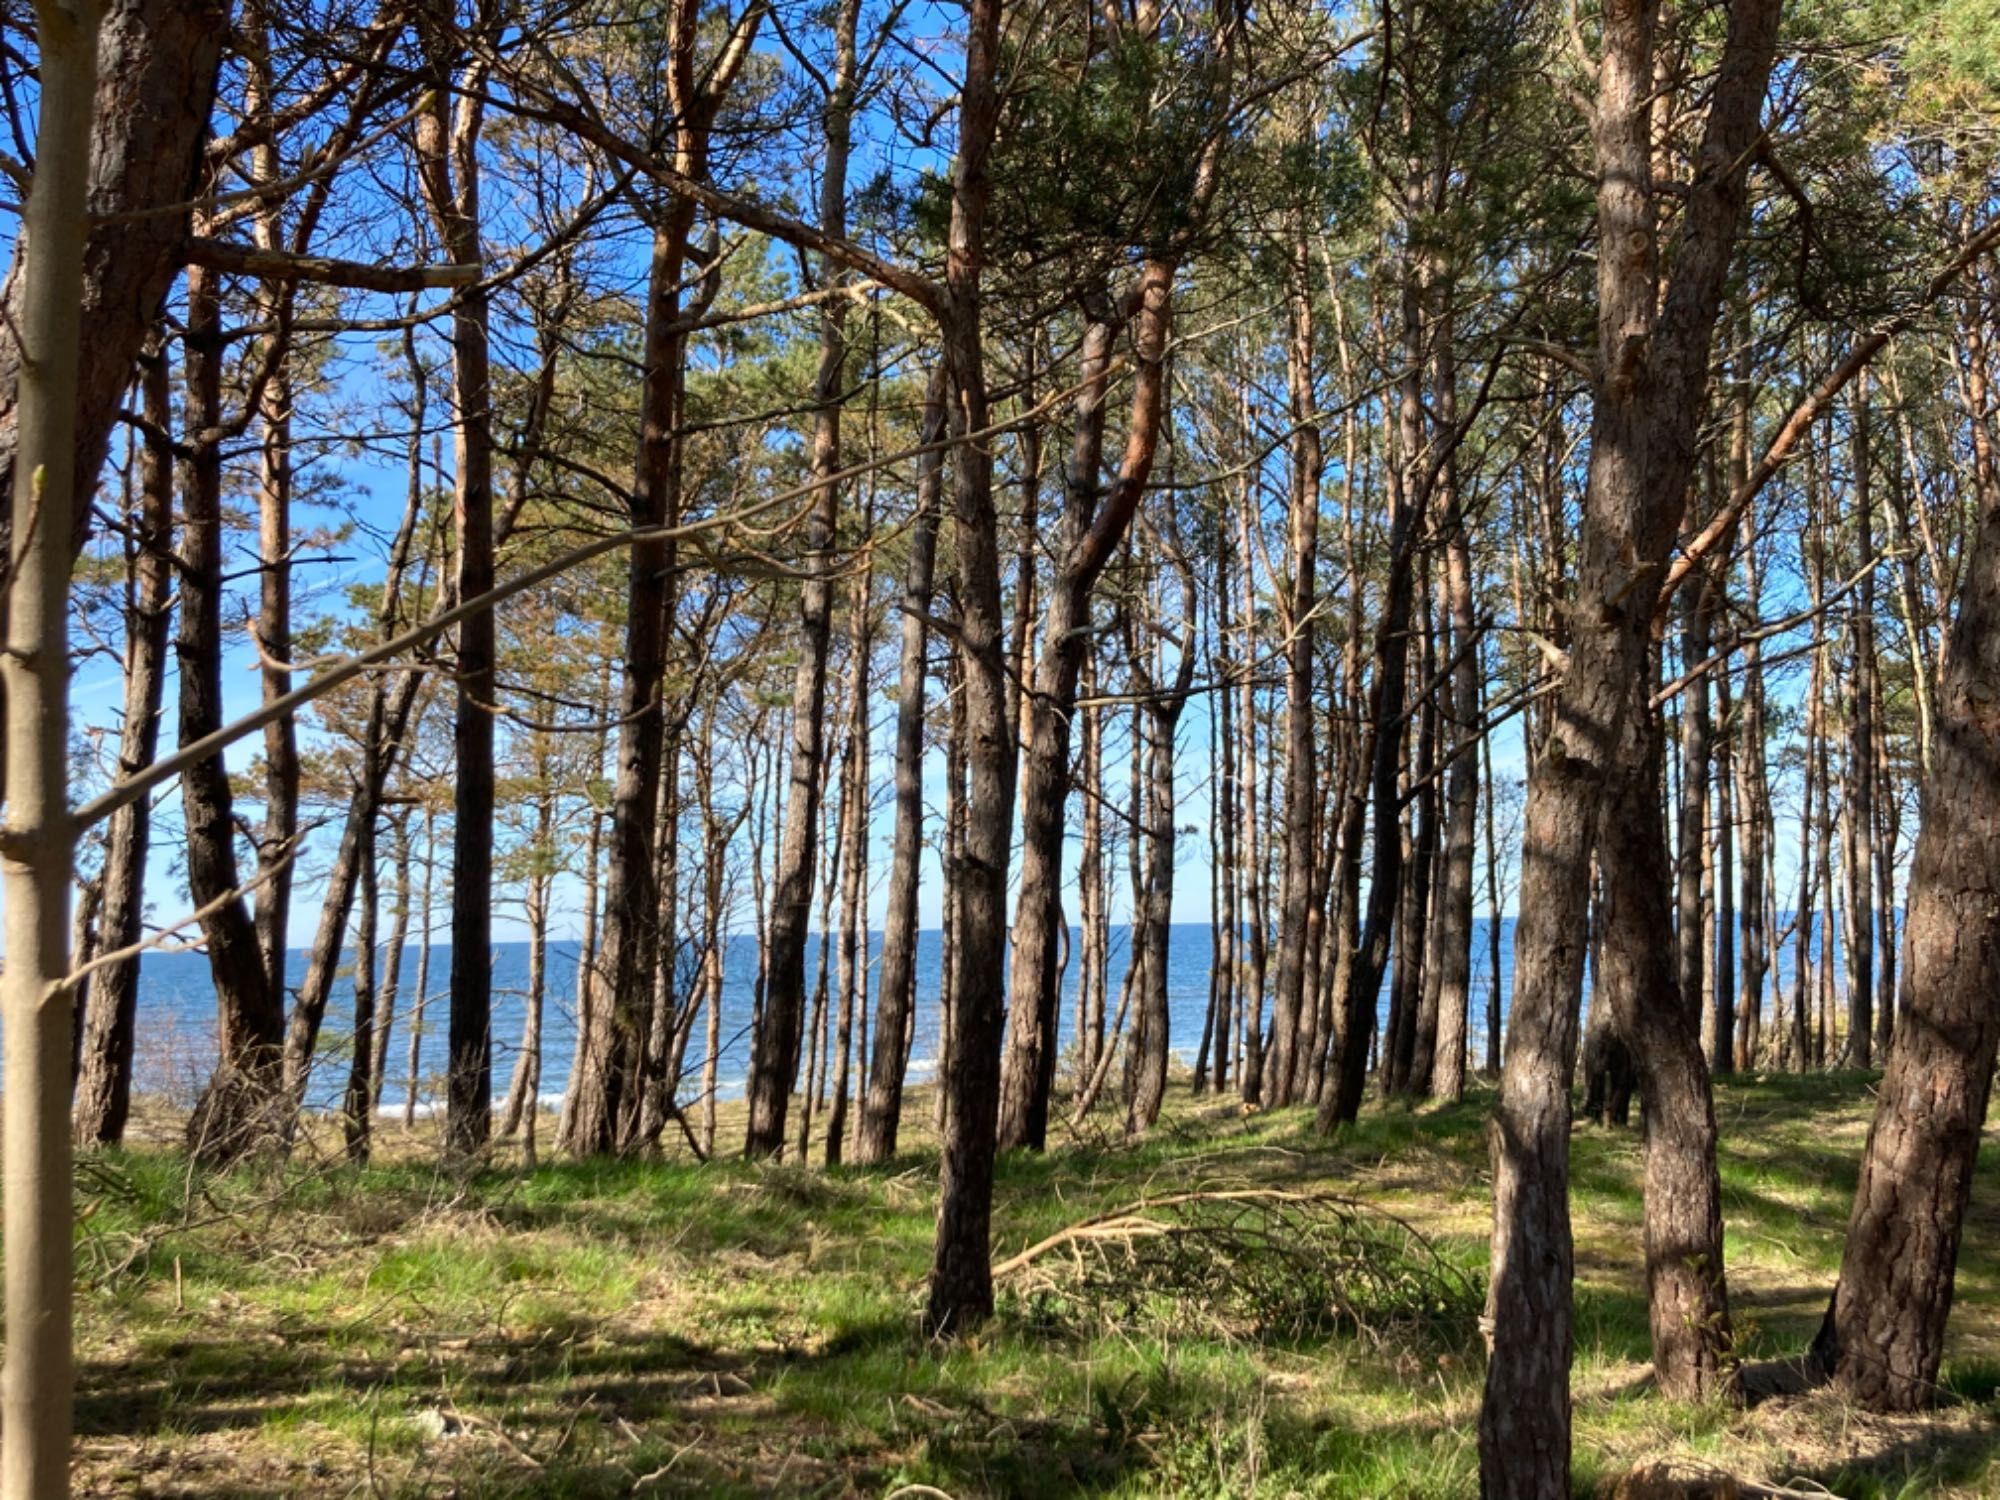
926;0;1014;1334
746;0;859;1158
1482;663;1504;1076
799;756;843;1161
1266;237;1321;1106
250;39;298;1012
413;21;498;1162
1212;522;1238;1095
1001;265;1178;1150
405;807;438;1130
370;814;412;1115
1079;648;1109;1089
855;370;945;1163
181;260;285;1165
1124;521;1196;1135
1792;549;1822;1072
341;816;380;1164
1322;270;1428;1128
1677;575;1715;1043
1237;491;1269;1104
1712;658;1737;1076
1;6;97;1482
1848;374;1878;1066
1430;451;1480;1101
73;345;172;1147
1403;588;1443;1097
826;538;873;1166
502;747;556;1143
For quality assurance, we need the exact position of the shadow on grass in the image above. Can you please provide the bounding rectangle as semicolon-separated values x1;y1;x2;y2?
75;1305;1170;1498
1793;1399;2000;1500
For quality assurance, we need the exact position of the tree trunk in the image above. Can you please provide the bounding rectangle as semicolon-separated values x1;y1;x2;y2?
1712;660;1737;1076
412;22;497;1162
1001;263;1176;1150
1677;575;1714;1044
370;814;412;1115
1124;710;1178;1135
1791;558;1822;1072
73;344;172;1147
826;537;873;1166
1123;518;1196;1135
1810;309;2000;1417
1;4;96;1483
1480;2;1780;1487
1846;375;1877;1067
1322;261;1429;1127
1482;669;1505;1076
1078;648;1109;1090
563;209;687;1155
1600;719;1737;1400
279;330;431;1138
405;807;438;1128
1200;524;1232;1096
1430;456;1480;1102
925;0;1010;1335
998;308;1115;1150
340;817;380;1165
1236;494;1269;1104
0;0;226;566
180;262;286;1166
1266;241;1321;1106
502;746;556;1144
799;758;843;1160
252;363;298;1016
745;0;857;1158
1403;594;1443;1098
855;369;945;1164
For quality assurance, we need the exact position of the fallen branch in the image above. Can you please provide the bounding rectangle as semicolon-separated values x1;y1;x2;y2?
995;1185;1482;1349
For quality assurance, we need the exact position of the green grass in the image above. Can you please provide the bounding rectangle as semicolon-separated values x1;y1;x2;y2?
71;1074;2000;1497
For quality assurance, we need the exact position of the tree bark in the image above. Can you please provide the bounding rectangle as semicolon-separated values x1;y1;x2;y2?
1266;239;1322;1106
73;346;173;1147
370;813;412;1115
0;3;97;1485
180;261;286;1166
340;815;380;1165
1810;302;2000;1416
826;525;874;1166
1846;375;1877;1067
411;17;497;1162
1000;262;1177;1150
405;807;438;1128
854;369;946;1164
1431;505;1481;1101
1600;717;1738;1400
745;0;857;1158
0;0;227;565
1124;516;1197;1135
925;0;1010;1335
1480;2;1780;1488
998;306;1116;1150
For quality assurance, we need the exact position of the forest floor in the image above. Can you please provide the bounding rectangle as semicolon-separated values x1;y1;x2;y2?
72;1071;2000;1498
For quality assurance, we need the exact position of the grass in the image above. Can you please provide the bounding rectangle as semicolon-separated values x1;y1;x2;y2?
71;1072;2000;1497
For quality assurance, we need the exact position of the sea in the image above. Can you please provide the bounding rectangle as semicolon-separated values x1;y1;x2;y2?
123;922;1519;1116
